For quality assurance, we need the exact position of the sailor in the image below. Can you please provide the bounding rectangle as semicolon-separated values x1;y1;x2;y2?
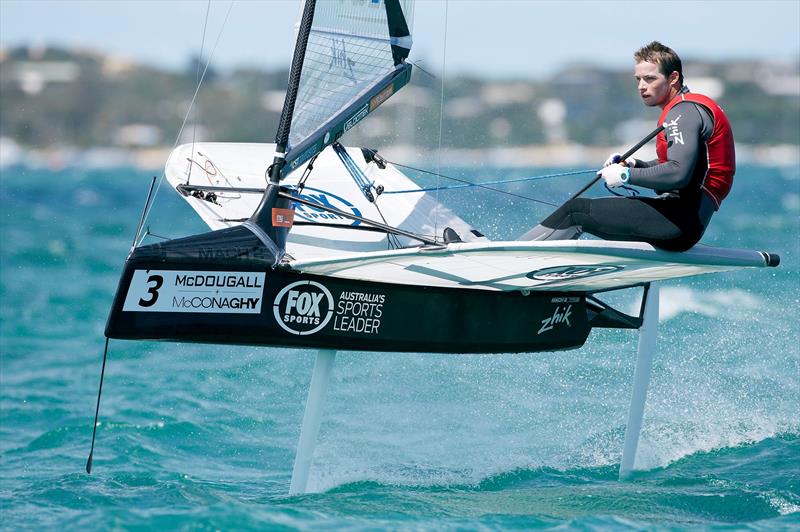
522;41;735;252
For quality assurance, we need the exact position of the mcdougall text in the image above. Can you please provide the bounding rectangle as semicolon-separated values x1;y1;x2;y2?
175;274;263;289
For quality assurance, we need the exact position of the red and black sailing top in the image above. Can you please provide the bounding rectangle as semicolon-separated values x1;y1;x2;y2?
656;92;736;208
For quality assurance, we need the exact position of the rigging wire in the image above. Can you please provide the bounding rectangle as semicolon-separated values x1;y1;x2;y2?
187;0;213;185
384;165;594;193
370;197;403;250
295;153;318;194
135;0;235;247
382;159;597;207
394;2;596;211
433;0;449;240
141;228;171;241
408;60;436;80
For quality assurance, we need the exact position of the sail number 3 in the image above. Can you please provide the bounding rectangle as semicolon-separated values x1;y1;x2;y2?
123;270;265;314
138;274;163;307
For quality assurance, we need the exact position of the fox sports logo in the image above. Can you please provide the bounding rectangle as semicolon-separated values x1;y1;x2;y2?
273;280;334;335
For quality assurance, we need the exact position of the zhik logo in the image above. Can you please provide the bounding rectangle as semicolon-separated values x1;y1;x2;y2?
666;114;684;145
273;280;334;335
537;305;573;335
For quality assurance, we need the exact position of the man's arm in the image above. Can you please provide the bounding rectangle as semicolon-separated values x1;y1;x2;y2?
632;158;658;168
628;102;712;191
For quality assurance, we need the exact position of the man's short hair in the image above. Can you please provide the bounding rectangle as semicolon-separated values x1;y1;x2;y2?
635;41;684;86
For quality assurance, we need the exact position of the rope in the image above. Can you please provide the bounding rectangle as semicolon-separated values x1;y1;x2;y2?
187;0;212;185
381;160;596;207
372;198;403;250
384;168;595;195
295;153;318;194
136;0;235;247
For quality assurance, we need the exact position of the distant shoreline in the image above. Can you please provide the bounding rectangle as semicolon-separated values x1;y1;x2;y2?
2;141;798;172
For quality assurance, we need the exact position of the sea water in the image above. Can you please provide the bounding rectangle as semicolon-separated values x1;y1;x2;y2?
1;163;798;529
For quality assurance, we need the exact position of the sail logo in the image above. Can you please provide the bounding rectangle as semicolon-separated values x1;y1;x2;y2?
273;280;334;335
292;186;362;226
122;270;265;314
329;39;356;83
527;265;623;281
537;305;572;335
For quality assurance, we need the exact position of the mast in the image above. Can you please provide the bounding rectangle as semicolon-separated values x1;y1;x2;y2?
249;0;317;241
275;0;317;164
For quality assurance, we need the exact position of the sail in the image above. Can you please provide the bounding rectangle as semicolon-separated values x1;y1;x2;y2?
282;0;414;175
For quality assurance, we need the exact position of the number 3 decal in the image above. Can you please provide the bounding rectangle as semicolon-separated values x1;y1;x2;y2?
139;274;163;307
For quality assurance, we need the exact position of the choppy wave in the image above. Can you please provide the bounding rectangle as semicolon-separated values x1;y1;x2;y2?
657;286;764;321
1;165;798;529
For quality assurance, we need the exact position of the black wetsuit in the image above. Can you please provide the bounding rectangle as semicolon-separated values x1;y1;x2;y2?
537;99;718;251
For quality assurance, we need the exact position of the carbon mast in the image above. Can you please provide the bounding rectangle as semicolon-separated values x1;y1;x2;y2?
248;0;415;256
248;0;317;252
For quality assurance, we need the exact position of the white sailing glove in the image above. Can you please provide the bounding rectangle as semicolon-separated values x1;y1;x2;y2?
597;164;630;188
603;152;623;167
603;152;640;168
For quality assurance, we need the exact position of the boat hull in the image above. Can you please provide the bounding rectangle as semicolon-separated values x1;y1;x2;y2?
105;258;591;354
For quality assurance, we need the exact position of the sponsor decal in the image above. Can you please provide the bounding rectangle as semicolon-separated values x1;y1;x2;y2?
323;131;331;144
289;141;322;170
273;281;334;335
332;291;385;335
369;85;394;111
344;103;369;132
537;305;573;335
527;265;623;281
123;270;265;314
198;246;270;261
666;114;684;145
550;296;581;303
272;207;294;228
293;186;362;226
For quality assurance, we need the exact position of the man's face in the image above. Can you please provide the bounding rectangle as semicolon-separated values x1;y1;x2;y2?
634;61;675;108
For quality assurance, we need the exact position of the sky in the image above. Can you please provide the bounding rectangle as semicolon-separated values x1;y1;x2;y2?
1;0;799;78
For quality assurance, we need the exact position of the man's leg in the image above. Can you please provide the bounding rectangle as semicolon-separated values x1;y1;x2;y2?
520;196;696;250
518;198;591;241
519;224;582;241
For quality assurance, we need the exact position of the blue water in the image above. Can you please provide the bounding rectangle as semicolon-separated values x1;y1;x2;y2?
1;163;799;529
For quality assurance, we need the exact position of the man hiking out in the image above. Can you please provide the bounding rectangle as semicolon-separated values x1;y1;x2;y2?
522;41;735;252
